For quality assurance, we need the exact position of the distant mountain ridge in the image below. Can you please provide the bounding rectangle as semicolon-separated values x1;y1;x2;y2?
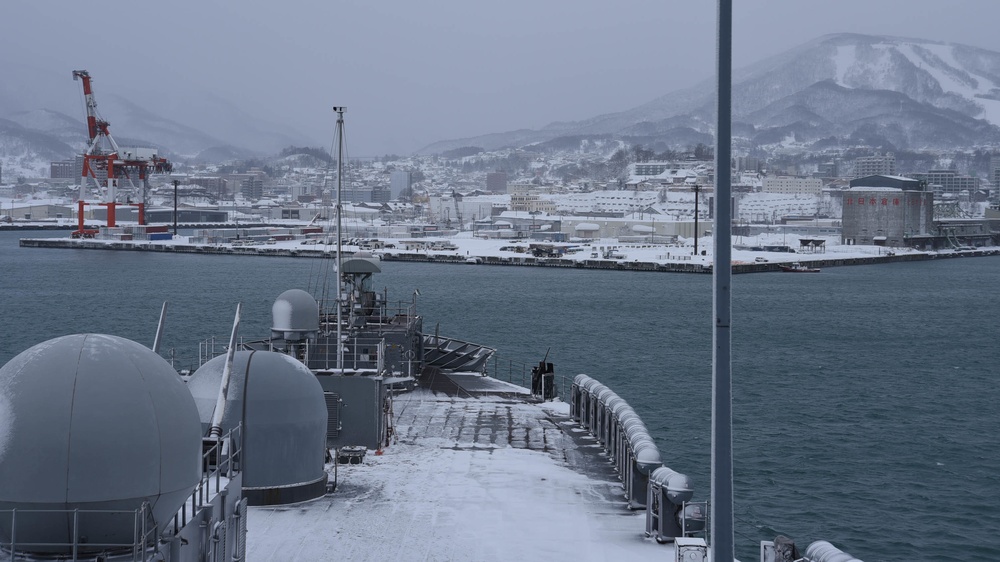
0;62;319;180
419;33;1000;155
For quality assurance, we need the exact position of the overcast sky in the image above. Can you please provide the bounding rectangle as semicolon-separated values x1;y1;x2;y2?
3;1;999;155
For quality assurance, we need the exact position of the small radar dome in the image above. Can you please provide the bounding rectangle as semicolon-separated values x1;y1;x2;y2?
0;334;201;554
271;289;319;342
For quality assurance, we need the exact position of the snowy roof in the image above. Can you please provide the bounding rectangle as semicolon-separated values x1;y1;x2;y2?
847;186;903;192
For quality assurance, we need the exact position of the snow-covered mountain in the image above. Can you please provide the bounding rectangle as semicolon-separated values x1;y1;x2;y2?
420;33;1000;154
0;117;76;179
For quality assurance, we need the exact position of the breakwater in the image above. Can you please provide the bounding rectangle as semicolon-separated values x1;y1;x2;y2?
20;237;998;273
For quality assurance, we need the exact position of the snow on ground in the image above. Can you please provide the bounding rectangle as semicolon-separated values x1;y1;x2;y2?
246;391;672;561
45;226;935;268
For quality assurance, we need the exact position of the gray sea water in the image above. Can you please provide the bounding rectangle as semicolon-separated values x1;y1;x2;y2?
2;230;998;561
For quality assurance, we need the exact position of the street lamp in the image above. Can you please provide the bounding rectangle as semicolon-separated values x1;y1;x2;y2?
173;179;179;235
692;185;702;255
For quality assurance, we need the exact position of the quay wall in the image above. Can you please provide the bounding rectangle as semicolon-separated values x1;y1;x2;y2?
19;237;997;273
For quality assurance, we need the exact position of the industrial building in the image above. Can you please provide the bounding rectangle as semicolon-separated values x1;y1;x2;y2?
841;175;932;247
145;208;230;223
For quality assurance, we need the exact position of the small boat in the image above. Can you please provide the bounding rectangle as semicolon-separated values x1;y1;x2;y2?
780;262;820;273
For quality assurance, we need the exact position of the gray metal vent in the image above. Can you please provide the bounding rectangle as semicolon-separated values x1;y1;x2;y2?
237;498;248;560
211;521;227;562
325;392;342;439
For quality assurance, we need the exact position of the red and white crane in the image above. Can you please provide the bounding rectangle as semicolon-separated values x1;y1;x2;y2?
71;70;172;236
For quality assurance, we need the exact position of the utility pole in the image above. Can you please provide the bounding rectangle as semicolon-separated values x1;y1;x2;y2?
692;184;702;255
173;180;179;235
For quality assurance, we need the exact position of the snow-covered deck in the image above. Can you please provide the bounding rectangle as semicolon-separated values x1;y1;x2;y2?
246;389;673;561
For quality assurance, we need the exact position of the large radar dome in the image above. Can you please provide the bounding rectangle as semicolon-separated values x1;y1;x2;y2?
0;334;202;553
187;350;328;505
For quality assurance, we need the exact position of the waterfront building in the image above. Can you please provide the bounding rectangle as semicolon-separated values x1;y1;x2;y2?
841;175;932;247
734;193;820;224
8;204;73;220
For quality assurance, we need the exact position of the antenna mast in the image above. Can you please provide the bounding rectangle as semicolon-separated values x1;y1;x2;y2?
333;106;346;371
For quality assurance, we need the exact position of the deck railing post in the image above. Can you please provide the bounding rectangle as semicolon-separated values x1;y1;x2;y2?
10;508;16;562
72;509;79;561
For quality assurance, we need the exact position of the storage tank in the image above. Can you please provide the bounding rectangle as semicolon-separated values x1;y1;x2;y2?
0;334;202;554
187;350;328;505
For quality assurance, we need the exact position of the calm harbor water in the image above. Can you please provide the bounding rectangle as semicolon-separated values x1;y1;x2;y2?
2;231;998;561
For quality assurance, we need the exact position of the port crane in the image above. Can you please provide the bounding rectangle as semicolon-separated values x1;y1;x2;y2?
72;70;172;236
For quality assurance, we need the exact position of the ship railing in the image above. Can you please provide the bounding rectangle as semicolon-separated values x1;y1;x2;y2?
316;299;420;329
0;502;159;562
196;335;255;368
167;424;243;537
307;335;422;375
569;374;702;545
486;355;573;402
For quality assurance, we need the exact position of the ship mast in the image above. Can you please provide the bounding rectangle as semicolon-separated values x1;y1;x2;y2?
333;106;346;371
711;1;734;561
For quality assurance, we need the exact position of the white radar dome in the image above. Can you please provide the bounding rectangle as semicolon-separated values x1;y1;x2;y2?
271;289;320;342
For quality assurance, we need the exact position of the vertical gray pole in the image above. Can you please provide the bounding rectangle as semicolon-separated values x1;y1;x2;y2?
712;1;734;561
173;179;179;235
334;107;346;371
694;185;701;256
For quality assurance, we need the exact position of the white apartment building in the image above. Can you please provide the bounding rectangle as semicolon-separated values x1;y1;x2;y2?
762;176;823;195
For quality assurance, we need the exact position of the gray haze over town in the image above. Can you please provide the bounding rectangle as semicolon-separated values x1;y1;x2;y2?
4;0;1000;263
2;0;998;155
